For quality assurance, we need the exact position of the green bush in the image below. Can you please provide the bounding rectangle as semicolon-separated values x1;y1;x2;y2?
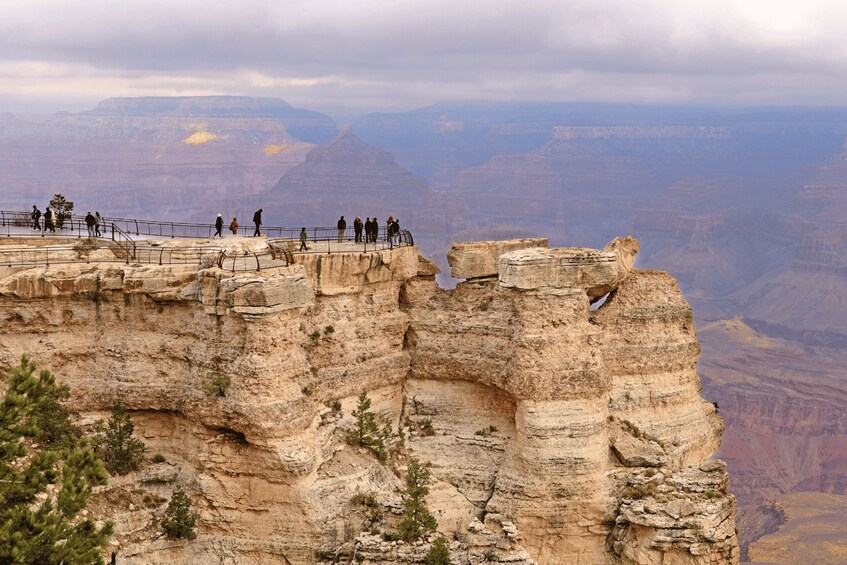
161;487;197;540
93;402;145;475
204;373;230;397
426;537;451;565
152;453;166;464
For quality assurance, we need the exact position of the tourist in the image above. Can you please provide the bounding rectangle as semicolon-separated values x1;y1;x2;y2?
229;218;239;235
354;216;363;243
364;217;372;243
253;208;263;237
44;207;55;232
214;214;223;238
85;211;96;237
371;217;378;243
385;216;394;241
31;206;41;231
94;211;102;237
299;227;308;251
337;215;346;242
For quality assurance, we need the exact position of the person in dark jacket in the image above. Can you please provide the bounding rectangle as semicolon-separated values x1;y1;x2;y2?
44;207;55;232
370;217;378;243
353;216;363;243
253;208;263;237
214;214;223;238
31;206;41;231
299;227;308;251
337;215;346;242
364;217;372;243
85;212;96;237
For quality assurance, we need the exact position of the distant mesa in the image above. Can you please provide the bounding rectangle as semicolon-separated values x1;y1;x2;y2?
86;96;338;144
265;126;434;222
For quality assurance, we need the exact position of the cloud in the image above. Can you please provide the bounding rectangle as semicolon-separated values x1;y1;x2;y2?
1;0;847;113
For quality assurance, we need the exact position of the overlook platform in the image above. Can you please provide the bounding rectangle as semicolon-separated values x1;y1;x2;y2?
0;209;414;270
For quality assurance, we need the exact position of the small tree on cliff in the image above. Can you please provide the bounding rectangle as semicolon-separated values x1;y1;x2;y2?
397;458;437;541
48;193;74;229
425;537;451;565
93;402;145;475
347;390;394;463
161;487;198;540
0;356;113;563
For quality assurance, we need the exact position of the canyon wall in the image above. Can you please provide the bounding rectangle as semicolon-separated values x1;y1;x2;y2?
0;236;738;564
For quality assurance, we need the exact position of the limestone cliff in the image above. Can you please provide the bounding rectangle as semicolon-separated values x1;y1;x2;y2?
0;236;738;564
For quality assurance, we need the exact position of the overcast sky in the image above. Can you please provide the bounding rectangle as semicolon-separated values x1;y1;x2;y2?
2;0;847;117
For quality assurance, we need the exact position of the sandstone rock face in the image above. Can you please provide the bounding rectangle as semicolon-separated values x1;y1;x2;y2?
0;236;737;564
447;238;548;279
497;235;639;299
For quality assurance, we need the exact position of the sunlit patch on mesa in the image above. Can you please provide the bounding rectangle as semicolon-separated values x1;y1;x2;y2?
182;130;226;145
263;144;291;156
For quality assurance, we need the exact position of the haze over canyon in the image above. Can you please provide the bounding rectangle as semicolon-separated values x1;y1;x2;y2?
2;96;846;563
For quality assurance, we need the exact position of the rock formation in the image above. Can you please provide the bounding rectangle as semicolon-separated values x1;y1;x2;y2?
0;235;737;564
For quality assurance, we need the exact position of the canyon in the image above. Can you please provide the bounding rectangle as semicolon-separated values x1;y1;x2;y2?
0;235;737;564
3;96;847;561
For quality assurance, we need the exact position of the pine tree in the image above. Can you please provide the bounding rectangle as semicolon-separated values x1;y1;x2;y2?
0;356;113;564
48;193;74;229
347;390;393;462
425;537;451;565
397;458;437;541
93;402;145;475
161;487;198;540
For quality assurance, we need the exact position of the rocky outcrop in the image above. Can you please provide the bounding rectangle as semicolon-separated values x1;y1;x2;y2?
447;238;548;279
0;236;737;564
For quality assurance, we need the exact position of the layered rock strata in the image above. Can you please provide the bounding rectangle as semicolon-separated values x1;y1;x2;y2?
0;236;737;564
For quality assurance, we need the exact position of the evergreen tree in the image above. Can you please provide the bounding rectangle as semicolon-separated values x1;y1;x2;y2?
425;537;451;565
161;487;197;540
397;458;437;541
48;194;74;229
93;402;145;475
0;356;113;564
347;390;393;462
30;375;79;449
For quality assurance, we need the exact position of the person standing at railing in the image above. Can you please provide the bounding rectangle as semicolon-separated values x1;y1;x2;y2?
31;206;41;231
354;216;363;243
253;208;263;237
85;212;96;237
214;214;223;238
230;217;239;236
95;212;102;237
337;215;346;242
44;207;55;233
299;227;308;251
385;216;394;242
370;217;378;243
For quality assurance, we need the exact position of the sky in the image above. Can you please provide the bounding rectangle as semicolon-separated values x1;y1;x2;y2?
2;0;847;117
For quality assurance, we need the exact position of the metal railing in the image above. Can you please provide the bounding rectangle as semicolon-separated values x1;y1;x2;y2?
111;223;136;263
0;210;415;270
